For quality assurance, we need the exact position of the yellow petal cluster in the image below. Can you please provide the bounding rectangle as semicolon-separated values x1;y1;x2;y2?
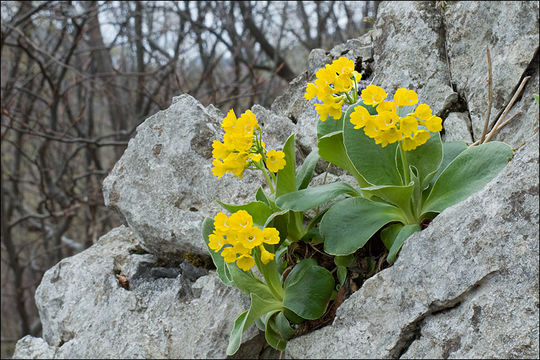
350;87;443;151
209;210;280;271
305;57;361;122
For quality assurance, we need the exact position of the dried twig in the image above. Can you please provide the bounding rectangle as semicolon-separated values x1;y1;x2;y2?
479;46;493;143
470;75;531;147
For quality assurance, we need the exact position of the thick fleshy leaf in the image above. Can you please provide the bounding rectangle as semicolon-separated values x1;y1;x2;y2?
360;183;414;212
318;131;368;187
380;223;403;250
226;293;283;355
405;132;443;190
265;311;288;351
296;150;319;190
321;197;406;255
343;102;402;186
422;141;513;214
334;254;354;267
275;311;295;340
256;186;271;206
387;224;421;264
201;217;232;286
337;266;348;286
283;258;335;320
317;112;344;139
225;262;275;300
276;134;296;198
276;182;360;211
429;141;468;188
217;200;273;226
253;246;283;300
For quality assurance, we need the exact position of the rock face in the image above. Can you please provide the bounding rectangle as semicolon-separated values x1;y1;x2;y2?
13;226;263;359
286;133;539;359
13;1;539;359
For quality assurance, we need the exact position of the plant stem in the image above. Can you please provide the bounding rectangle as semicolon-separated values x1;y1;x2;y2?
399;142;410;185
256;161;275;193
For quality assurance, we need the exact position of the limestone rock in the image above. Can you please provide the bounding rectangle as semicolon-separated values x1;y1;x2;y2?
444;1;539;143
286;134;539;359
102;94;265;257
13;226;262;359
442;112;473;143
371;2;456;116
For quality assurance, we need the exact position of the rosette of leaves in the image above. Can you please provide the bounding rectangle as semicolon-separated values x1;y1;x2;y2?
276;101;513;263
202;134;336;354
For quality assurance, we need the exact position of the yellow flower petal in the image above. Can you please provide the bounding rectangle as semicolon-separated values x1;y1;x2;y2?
265;150;286;173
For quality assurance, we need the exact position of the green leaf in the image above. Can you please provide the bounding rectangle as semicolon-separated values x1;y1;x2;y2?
256;186;271;206
343;102;402;186
283;259;335;319
320;197;406;255
387;224;421;264
380;223;403;250
337;266;348;286
226;262;275;300
276;182;360;211
317;113;344;139
405;132;443;190
276;134;297;198
275;311;296;340
296;150;320;190
318;131;369;187
217;200;273;227
334;254;354;267
360;183;414;212
226;293;283;355
201;217;232;286
252;246;284;300
429;141;468;188
265;311;288;351
422;141;513;214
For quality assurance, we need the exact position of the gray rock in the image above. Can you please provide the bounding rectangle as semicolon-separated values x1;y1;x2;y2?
286;134;539;359
444;1;539;144
103;94;265;257
371;2;456;116
13;336;56;359
13;226;262;359
442;112;473;143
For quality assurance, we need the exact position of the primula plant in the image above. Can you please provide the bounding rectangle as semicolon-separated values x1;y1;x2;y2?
201;57;513;354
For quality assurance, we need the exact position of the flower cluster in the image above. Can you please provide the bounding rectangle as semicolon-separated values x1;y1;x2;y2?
350;86;443;150
212;109;286;179
208;210;280;271
304;57;361;121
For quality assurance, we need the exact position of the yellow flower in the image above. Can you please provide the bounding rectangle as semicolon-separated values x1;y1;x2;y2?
425;116;443;132
229;210;253;232
238;226;263;249
376;111;399;130
350;105;372;129
236;254;255;271
221;109;237;131
259;245;275;264
208;233;227;251
400;115;419;137
265;150;286;173
330;57;355;76
214;212;231;232
221;246;238;263
361;85;388;106
305;82;319;100
402;130;430;151
262;227;280;245
248;153;262;162
212;140;230;160
413;104;432;120
394;88;418;107
377;101;397;114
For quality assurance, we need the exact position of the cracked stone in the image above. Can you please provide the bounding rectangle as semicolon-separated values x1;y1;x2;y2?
442;112;473;143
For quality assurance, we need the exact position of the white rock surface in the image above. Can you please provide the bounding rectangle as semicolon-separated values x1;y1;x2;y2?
13;226;262;359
